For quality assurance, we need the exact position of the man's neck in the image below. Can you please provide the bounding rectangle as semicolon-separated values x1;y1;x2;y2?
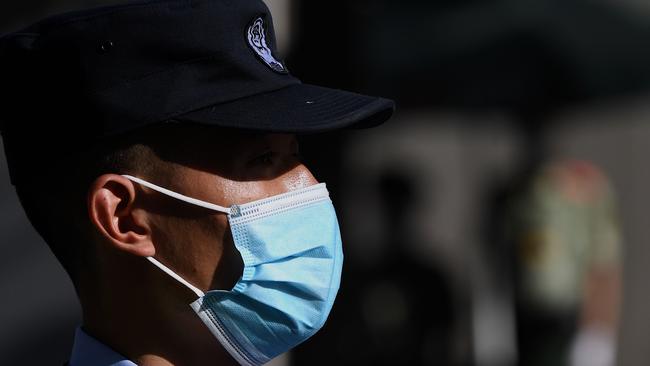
79;265;237;365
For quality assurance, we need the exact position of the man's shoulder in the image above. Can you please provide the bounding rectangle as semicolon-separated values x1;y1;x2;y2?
68;327;136;366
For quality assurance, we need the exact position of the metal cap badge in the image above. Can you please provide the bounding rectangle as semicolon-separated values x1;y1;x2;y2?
247;17;288;74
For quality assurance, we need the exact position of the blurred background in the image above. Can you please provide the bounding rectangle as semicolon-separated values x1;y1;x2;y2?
0;0;648;365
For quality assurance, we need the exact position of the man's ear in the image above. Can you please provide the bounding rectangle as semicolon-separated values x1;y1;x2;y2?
88;174;155;257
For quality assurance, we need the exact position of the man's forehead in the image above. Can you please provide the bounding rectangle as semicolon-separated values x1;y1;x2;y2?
135;123;296;157
157;123;293;142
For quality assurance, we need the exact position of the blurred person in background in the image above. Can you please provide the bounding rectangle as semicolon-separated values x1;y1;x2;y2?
508;160;622;366
0;0;394;365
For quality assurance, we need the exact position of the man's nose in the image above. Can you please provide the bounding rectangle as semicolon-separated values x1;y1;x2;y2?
278;163;320;193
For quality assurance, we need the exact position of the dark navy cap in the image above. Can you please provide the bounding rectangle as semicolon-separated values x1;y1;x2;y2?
0;0;394;185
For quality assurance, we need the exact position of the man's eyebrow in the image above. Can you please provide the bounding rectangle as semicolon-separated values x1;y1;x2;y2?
290;137;300;153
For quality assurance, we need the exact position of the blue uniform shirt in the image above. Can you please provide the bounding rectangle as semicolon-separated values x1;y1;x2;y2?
69;327;137;366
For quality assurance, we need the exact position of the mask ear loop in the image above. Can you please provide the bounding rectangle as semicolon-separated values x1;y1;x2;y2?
146;257;205;298
121;175;231;214
121;174;232;298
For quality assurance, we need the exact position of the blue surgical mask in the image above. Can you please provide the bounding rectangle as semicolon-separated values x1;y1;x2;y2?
122;175;343;366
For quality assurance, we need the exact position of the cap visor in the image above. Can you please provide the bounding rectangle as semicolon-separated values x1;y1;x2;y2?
172;83;395;133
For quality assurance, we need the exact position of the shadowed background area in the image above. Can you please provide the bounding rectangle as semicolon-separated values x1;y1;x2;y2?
2;0;650;365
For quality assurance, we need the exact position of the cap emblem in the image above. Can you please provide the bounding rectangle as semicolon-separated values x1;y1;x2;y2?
247;17;288;74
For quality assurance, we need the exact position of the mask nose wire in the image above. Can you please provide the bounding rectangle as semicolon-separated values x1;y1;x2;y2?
120;174;233;298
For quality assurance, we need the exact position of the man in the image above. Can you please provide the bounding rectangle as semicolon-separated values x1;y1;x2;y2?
0;0;394;365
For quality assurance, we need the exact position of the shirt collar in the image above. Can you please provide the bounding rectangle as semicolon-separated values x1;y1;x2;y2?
69;327;137;366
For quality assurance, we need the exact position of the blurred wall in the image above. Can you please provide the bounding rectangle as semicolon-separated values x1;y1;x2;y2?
0;139;81;364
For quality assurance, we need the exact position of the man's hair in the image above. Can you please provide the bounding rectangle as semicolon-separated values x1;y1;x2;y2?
13;127;164;289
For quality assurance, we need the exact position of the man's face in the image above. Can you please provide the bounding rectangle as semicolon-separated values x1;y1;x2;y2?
134;126;317;294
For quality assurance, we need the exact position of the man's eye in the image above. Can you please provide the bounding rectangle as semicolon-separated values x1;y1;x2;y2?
251;151;274;165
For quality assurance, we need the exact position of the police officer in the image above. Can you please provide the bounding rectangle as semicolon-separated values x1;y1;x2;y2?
0;0;394;364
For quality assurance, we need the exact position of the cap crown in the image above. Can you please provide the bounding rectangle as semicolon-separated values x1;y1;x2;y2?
0;0;298;184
